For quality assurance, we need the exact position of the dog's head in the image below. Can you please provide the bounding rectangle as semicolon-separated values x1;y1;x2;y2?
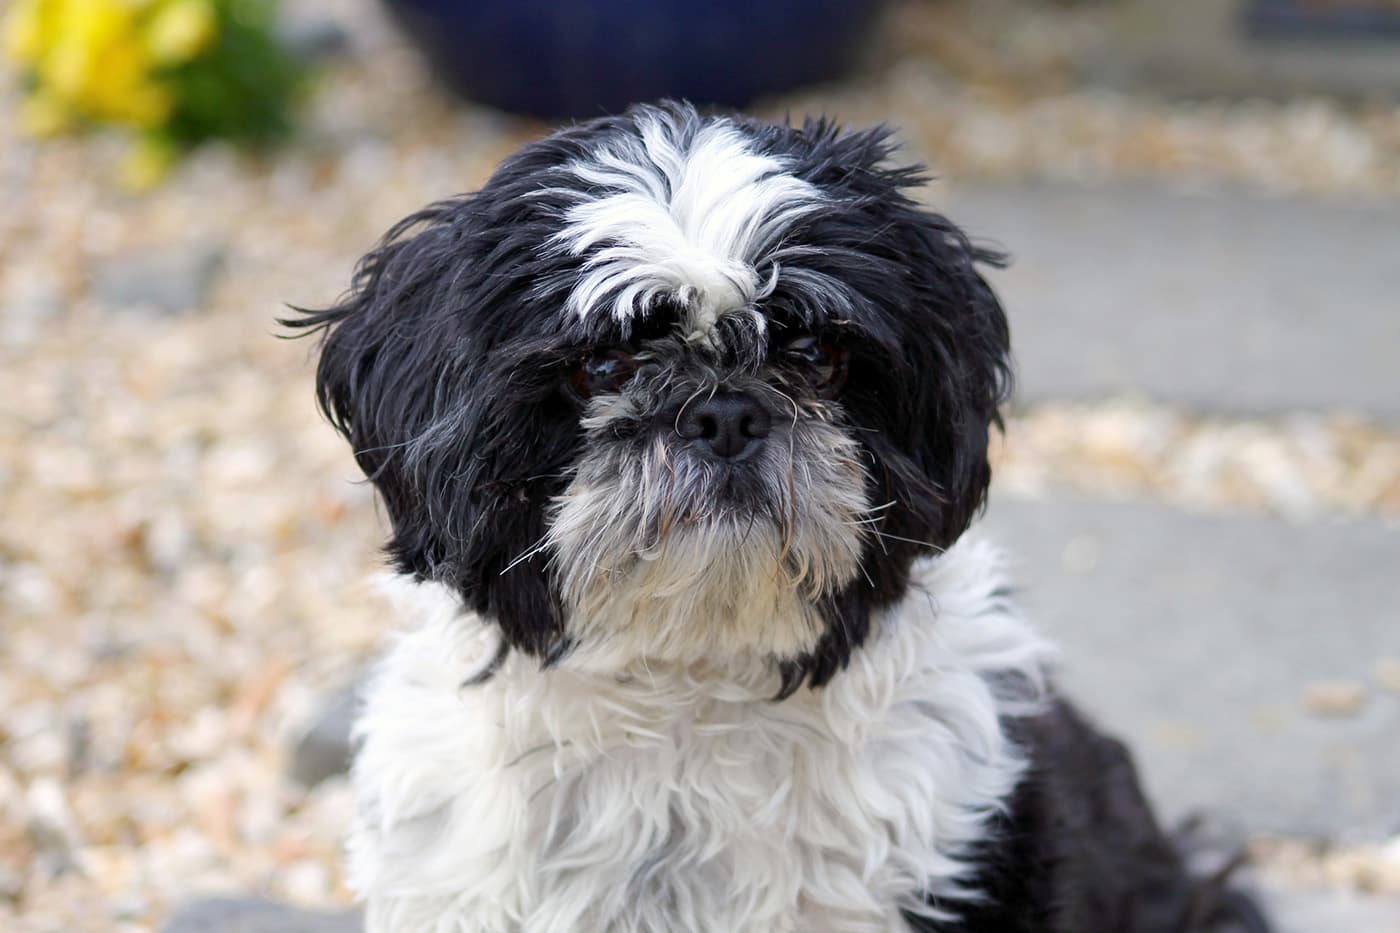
294;103;1010;692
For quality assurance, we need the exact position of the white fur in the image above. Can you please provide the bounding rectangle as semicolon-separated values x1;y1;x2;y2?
550;111;822;341
547;406;873;670
349;535;1051;933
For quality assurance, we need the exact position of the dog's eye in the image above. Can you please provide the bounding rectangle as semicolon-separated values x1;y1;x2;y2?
782;336;848;393
570;348;637;400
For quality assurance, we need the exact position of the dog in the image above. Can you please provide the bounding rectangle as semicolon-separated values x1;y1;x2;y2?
290;102;1270;932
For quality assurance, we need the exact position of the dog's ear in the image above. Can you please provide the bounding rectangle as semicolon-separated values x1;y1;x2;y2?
809;181;1010;561
287;202;464;576
757;125;1013;690
793;198;1011;690
283;199;573;657
777;123;1012;552
882;202;1012;551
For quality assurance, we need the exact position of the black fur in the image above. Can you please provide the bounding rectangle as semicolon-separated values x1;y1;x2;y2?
910;700;1271;933
744;114;1012;687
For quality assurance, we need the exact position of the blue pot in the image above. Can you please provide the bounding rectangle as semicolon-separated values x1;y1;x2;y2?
382;0;885;119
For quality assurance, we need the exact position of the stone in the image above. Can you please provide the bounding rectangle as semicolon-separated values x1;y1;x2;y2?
281;18;351;62
25;777;83;876
980;495;1400;838
162;897;360;933
90;242;226;314
0;266;65;348
1304;681;1369;718
1258;883;1400;933
289;685;358;789
1375;659;1400;695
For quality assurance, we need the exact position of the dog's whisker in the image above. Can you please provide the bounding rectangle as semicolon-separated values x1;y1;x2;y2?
500;535;552;575
859;529;947;552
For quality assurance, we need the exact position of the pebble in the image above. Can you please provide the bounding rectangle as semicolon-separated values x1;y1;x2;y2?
161;897;361;933
1303;681;1370;718
992;402;1400;523
0;268;65;349
24;779;83;875
1375;659;1400;695
0;866;22;902
289;685;359;789
89;242;227;315
1060;534;1101;575
279;859;333;904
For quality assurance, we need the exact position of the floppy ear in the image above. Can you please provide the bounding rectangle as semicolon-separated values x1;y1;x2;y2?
793;208;1010;690
883;200;1012;550
769;120;1012;553
284;198;575;657
289;203;459;573
773;126;1012;690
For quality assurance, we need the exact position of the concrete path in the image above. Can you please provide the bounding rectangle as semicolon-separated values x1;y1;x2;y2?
981;495;1400;839
937;184;1400;419
1262;884;1400;933
165;888;1400;933
163;898;360;933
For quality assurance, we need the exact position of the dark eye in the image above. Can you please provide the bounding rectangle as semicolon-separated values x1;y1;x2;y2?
782;336;848;394
569;348;638;400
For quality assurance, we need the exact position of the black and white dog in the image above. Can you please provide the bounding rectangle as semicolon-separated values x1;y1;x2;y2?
292;102;1268;932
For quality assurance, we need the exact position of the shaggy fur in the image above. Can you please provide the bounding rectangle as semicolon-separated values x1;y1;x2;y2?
351;538;1045;932
291;102;1269;932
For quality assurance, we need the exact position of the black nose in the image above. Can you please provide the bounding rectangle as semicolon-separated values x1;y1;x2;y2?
676;392;772;459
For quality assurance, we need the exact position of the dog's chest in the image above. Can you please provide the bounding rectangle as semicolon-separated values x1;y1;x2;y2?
349;546;1045;932
522;681;950;931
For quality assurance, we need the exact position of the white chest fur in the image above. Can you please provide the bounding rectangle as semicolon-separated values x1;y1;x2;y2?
348;537;1050;933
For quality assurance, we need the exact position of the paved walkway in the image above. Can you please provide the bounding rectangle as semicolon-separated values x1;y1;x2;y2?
939;184;1400;419
964;181;1400;930
982;497;1400;839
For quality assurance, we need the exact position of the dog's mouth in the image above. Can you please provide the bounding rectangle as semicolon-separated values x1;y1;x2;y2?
644;451;795;535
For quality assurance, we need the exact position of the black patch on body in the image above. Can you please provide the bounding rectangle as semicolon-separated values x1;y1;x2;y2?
907;699;1272;933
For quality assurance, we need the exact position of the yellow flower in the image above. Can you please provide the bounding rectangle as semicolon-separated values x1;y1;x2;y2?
4;0;292;188
38;34;92;100
88;36;173;125
61;0;138;71
145;0;216;64
23;0;174;129
1;0;48;66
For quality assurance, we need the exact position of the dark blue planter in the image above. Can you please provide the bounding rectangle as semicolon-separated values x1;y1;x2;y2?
382;0;885;120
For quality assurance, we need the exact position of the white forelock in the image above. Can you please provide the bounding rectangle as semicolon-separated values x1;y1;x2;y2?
348;534;1051;932
550;111;822;341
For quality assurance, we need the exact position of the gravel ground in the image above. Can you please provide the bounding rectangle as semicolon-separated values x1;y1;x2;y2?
2;1;1398;930
993;401;1400;524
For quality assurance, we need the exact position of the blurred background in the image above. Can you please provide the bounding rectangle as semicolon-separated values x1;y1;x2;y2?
1;0;1398;930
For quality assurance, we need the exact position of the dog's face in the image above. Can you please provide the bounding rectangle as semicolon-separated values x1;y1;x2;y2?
297;104;1010;693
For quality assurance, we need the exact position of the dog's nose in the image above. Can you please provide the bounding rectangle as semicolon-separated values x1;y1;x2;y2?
676;392;772;459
